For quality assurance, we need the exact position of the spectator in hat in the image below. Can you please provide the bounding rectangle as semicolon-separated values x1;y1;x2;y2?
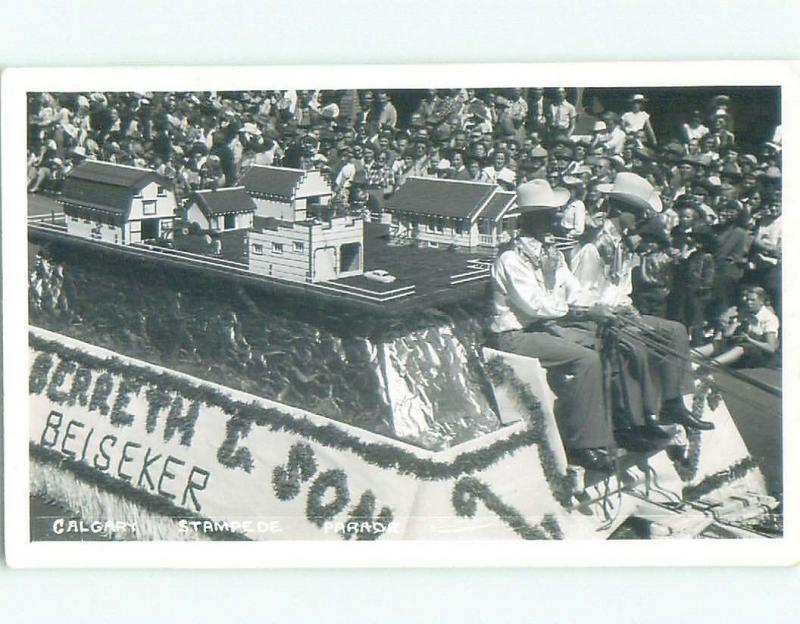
621;94;657;146
523;146;548;181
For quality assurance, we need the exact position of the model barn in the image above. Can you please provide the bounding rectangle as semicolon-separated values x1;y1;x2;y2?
58;161;177;244
238;165;333;222
384;177;518;248
184;186;256;233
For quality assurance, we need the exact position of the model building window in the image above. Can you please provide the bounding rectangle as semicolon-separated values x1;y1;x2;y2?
454;220;464;235
157;185;166;197
272;242;284;254
143;200;157;216
224;213;236;230
435;217;445;232
293;241;305;253
252;243;264;255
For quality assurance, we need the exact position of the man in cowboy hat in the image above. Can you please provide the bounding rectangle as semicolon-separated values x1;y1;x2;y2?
487;179;616;471
574;172;714;432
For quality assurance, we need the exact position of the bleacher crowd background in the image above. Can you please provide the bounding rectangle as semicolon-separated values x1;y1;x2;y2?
26;88;782;363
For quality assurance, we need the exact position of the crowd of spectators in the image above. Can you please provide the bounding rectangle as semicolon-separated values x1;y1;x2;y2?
26;88;782;364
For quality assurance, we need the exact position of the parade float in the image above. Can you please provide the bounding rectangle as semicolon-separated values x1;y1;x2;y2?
27;162;779;541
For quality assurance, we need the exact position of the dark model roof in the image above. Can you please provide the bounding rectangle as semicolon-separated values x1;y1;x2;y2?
190;187;257;216
60;161;171;216
385;177;496;220
238;165;307;199
479;191;517;221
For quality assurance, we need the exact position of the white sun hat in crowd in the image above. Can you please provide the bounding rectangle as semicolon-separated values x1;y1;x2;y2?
496;168;516;185
597;172;663;213
516;179;570;211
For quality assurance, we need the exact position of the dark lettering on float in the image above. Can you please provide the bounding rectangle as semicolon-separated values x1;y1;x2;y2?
79;427;95;463
181;466;210;512
60;419;85;458
163;398;200;446
88;372;114;416
40;410;63;447
145;387;172;434
117;441;142;481
137;448;162;490
158;455;186;500
29;353;54;394
216;415;255;472
272;442;318;501
46;360;77;404
93;434;117;471
305;469;350;528
110;380;141;427
67;367;93;407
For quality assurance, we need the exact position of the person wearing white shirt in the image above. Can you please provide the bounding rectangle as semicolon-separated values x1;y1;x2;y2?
621;94;657;145
547;88;577;138
696;286;779;367
575;173;714;433
487;180;615;471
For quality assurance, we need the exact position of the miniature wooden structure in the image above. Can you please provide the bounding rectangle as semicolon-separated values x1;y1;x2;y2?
247;215;364;283
384;177;518;249
58;161;177;244
184;186;256;233
238;165;333;222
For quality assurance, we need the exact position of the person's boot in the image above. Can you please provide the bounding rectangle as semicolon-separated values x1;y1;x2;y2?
660;398;715;431
566;448;613;472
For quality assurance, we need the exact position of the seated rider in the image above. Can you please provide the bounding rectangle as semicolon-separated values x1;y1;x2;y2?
487;179;617;472
570;173;714;451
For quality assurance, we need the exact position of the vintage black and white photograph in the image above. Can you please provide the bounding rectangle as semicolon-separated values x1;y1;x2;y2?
3;63;793;565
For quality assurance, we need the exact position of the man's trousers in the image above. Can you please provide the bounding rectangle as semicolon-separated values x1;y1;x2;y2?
488;326;613;450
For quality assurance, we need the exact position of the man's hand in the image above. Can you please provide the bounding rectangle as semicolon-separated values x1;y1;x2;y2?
586;303;616;321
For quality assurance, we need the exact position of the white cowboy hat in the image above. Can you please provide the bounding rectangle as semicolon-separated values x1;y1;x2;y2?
630;93;647;103
597;172;663;213
516;179;570;211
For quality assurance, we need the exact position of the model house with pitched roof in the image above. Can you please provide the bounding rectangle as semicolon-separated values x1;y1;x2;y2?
238;165;333;222
384;177;518;248
58;161;177;244
184;186;256;233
